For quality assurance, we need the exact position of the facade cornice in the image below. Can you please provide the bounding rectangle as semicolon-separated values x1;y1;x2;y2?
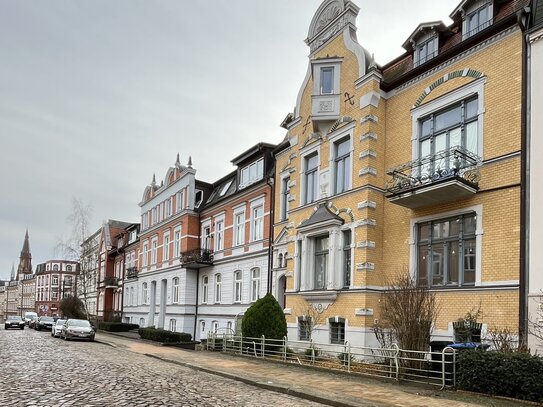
528;28;543;43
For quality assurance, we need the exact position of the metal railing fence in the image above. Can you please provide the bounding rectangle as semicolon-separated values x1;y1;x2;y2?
207;332;456;388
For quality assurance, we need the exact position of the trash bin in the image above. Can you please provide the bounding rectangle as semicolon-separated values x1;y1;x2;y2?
430;341;454;379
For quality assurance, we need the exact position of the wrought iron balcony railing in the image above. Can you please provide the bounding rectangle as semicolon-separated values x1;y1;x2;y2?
126;267;139;279
385;147;482;208
180;248;214;268
101;276;120;288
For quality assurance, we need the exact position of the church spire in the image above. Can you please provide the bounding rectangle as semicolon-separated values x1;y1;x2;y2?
17;229;33;280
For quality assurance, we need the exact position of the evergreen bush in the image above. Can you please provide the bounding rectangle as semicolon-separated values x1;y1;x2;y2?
457;350;543;402
241;293;287;340
138;327;192;343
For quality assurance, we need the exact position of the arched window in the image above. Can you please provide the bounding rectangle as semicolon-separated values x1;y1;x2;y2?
53;264;59;271
66;265;72;272
142;282;148;305
169;319;177;332
201;320;206;332
251;268;261;302
278;253;283;268
215;274;222;303
202;276;209;304
172;277;180;303
139;317;145;327
234;271;242;303
283;252;288;268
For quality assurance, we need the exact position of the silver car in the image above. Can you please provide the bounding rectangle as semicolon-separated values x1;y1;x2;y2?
60;319;95;341
51;319;66;337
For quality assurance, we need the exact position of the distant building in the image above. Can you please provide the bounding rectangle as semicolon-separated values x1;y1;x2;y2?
123;147;276;340
35;260;79;317
95;220;138;322
4;230;35;319
79;229;101;318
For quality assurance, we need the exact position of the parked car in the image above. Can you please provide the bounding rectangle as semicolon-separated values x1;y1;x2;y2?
51;319;66;338
4;316;25;330
35;316;55;331
24;312;38;326
60;319;95;341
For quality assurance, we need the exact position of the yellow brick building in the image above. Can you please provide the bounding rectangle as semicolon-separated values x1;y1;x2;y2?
272;0;528;347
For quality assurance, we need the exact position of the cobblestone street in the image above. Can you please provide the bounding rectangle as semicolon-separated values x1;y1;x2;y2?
0;328;324;406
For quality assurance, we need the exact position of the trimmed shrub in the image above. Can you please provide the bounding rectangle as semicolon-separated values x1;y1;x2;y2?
98;322;139;332
138;327;191;343
241;293;287;340
457;350;543;402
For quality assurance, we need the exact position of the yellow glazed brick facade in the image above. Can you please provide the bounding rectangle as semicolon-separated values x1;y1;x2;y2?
273;2;522;345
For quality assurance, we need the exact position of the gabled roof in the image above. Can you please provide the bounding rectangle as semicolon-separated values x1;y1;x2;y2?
299;203;344;230
402;21;450;51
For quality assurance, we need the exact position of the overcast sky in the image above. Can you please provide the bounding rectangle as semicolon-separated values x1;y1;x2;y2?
0;0;460;280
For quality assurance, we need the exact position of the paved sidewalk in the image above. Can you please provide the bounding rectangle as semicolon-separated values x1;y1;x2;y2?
95;332;518;407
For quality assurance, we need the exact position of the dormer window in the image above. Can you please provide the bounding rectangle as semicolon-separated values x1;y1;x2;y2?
415;37;437;67
240;158;264;188
462;1;493;39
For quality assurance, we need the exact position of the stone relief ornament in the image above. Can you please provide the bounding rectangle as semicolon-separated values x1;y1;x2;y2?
315;3;341;33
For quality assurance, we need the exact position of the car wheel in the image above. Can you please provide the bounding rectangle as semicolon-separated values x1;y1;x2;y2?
4;327;7;330
20;327;24;330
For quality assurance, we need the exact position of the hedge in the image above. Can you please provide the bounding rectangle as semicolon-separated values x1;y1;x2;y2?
138;327;192;343
98;322;139;332
457;350;543;402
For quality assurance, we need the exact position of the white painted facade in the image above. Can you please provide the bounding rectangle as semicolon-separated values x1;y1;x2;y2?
527;22;543;353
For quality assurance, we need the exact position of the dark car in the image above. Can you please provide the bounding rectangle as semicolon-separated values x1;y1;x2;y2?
35;316;55;331
4;316;25;330
60;319;95;341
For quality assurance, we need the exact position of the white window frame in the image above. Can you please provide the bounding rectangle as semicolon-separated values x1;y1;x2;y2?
151;238;158;265
251;205;264;242
169;318;176;332
463;1;493;39
172;277;180;304
215;218;225;251
414;33;438;67
234;210;245;246
173;227;181;258
142;241;149;267
312;60;341;96
142;282;149;305
202;276;209;304
163;232;170;262
214;274;222;303
251;268;261;302
239;158;264;188
409;204;483;287
234;270;242;303
411;77;486;161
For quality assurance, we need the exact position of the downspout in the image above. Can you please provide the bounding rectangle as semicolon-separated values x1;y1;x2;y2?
518;8;529;346
266;177;275;295
193;268;200;341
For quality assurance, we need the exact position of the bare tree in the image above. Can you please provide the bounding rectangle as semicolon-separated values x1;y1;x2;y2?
376;272;440;352
57;198;94;320
294;301;328;341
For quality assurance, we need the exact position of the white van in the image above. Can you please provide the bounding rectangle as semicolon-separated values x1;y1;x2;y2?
24;312;38;325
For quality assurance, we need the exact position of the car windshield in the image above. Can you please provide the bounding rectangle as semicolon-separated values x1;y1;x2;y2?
56;320;66;326
7;316;22;321
41;317;55;322
68;320;91;327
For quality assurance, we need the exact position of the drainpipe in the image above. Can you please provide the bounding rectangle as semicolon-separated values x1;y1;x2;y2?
193;268;200;341
266;177;275;295
518;8;529;346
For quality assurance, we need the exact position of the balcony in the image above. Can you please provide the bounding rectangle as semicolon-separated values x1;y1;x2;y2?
126;267;139;279
180;249;214;269
385;147;482;209
100;276;120;289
